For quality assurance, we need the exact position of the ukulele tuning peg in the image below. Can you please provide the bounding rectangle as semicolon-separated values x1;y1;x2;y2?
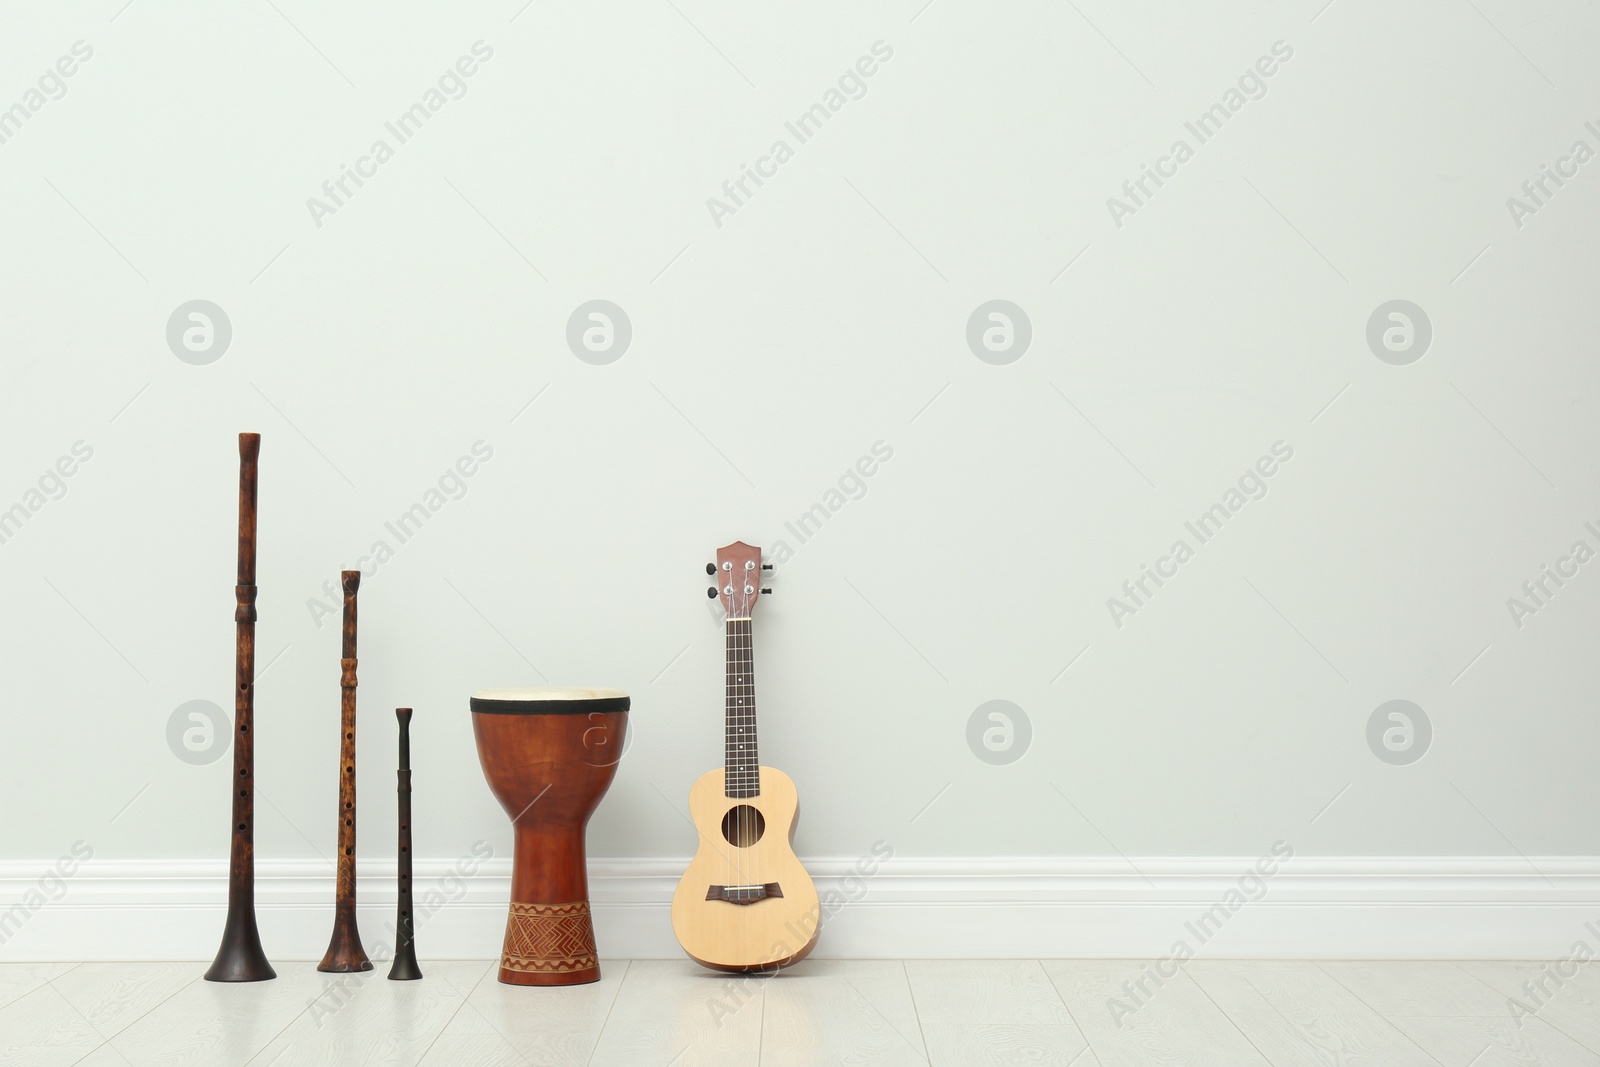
707;587;718;598
761;563;773;571
761;588;772;595
706;563;716;575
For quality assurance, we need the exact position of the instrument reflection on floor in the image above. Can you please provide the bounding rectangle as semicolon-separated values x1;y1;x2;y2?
671;541;820;972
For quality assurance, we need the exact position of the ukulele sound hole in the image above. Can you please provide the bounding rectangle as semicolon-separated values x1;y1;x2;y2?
720;805;766;847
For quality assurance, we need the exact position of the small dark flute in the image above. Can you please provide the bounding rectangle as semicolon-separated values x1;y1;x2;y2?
319;570;372;972
206;433;275;982
388;707;422;981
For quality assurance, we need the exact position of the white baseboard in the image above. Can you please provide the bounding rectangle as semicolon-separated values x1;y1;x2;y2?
3;855;1599;962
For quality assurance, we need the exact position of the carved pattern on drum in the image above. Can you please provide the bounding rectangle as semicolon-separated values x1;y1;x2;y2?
501;901;598;973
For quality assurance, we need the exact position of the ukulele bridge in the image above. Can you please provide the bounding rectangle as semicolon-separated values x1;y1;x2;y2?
706;882;783;905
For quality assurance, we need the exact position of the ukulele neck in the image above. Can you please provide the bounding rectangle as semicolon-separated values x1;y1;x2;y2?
724;616;760;798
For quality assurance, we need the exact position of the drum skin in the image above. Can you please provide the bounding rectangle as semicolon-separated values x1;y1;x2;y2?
471;695;627;986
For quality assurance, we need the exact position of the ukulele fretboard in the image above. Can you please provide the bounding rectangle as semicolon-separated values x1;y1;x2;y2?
724;617;760;797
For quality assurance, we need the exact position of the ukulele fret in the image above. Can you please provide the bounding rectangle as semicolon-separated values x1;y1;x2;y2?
725;616;760;797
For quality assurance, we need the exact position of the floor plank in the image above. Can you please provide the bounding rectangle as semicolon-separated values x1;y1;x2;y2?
244;959;490;1066
760;959;927;1066
1186;960;1437;1066
1387;1014;1600;1067
586;959;766;1067
1044;960;1267;1067
0;981;102;1066
0;963;78;1012
16;957;1600;1065
50;962;197;1041
1316;961;1510;1017
1459;960;1600;1055
434;957;630;1066
87;962;326;1067
905;960;1094;1067
416;1033;542;1067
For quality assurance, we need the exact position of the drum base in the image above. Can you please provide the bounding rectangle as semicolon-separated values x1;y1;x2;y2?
498;965;602;986
497;899;601;987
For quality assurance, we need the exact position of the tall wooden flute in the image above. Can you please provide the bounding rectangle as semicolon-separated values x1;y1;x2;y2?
388;707;422;980
205;433;276;982
319;570;372;972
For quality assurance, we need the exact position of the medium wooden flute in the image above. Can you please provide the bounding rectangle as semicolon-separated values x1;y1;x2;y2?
319;570;372;973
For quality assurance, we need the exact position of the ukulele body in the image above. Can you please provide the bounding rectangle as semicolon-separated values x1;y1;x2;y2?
670;766;820;972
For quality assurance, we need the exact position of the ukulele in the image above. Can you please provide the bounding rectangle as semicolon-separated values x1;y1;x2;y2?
670;541;820;972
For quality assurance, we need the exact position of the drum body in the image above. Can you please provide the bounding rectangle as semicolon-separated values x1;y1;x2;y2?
471;687;629;986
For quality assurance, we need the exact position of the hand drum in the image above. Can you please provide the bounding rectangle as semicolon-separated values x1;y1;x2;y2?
471;687;629;986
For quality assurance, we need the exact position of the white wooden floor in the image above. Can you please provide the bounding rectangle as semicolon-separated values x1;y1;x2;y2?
2;958;1597;1066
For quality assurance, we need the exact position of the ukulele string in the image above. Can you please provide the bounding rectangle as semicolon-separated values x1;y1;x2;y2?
739;586;749;894
743;581;752;893
742;572;754;895
739;591;745;902
746;570;757;894
727;581;737;897
735;584;743;891
734;603;741;895
732;578;744;897
746;575;757;893
738;598;745;896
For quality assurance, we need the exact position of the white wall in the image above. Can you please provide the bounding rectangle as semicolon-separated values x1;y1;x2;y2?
2;0;1598;955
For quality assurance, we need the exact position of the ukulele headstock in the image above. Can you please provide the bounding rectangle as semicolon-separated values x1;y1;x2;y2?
712;541;763;619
